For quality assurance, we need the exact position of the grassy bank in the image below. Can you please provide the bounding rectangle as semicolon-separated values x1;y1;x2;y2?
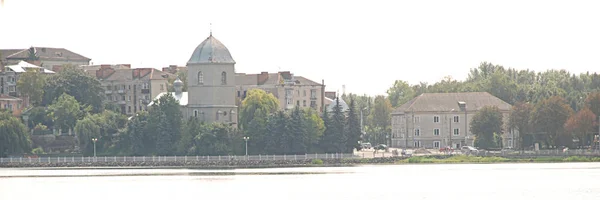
396;155;600;164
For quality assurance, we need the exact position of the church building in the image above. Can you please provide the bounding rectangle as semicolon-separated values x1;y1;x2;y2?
151;33;238;125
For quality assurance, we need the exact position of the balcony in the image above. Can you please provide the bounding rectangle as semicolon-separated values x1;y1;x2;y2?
105;90;112;94
117;90;125;94
117;100;127;104
141;89;150;94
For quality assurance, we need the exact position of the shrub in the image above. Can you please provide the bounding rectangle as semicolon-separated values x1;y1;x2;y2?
311;159;323;165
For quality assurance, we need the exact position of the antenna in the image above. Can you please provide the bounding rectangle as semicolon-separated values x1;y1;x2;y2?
210;23;212;36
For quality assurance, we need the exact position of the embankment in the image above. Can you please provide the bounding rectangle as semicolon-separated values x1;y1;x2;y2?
0;157;404;169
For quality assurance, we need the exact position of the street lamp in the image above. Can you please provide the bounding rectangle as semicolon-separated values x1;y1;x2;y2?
243;136;249;156
91;138;98;157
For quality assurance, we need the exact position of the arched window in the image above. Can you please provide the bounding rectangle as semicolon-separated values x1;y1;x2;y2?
221;71;227;85
194;110;198;118
216;110;221;120
198;71;203;85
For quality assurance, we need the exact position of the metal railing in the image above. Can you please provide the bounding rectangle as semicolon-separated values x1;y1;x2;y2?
0;153;358;163
472;149;600;157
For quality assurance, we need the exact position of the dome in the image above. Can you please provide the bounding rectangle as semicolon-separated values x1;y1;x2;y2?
187;34;235;64
174;78;183;86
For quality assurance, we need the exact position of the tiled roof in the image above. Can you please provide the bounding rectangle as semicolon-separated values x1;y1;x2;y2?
393;92;512;113
90;67;171;81
4;47;90;61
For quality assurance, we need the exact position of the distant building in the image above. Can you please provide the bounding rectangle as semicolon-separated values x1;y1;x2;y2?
1;47;90;71
0;61;55;107
391;92;515;149
162;65;187;74
85;64;171;115
236;71;325;112
0;94;24;116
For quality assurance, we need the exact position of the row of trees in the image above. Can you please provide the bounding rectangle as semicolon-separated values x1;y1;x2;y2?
468;92;600;150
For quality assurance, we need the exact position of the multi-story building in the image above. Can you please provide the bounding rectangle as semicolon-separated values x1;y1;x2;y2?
86;65;171;115
0;61;56;109
236;71;326;112
1;47;90;71
391;92;514;149
0;94;24;116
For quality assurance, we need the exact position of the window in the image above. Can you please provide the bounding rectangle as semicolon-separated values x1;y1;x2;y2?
310;100;317;108
121;96;126;101
434;129;440;136
128;85;131;90
9;86;15;92
128;106;131;113
287;98;292;105
221;71;227;85
303;90;307;97
198;71;204;85
216;110;220;120
414;129;420;136
142;83;149;89
139;106;143;111
194;110;198;118
237;91;241;97
454;128;459;136
433;116;440;123
310;89;317;98
414;141;421;148
128;96;131;101
297;100;300;106
303;100;307;107
414;117;420;123
145;95;149;100
453;116;459;123
434;141;440;148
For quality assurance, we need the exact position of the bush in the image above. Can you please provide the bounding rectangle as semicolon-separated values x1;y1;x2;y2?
311;159;323;165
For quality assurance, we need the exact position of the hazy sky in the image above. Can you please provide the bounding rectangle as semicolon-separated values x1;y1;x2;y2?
1;0;599;96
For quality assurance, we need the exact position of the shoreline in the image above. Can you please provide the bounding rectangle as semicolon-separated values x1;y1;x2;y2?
3;156;600;169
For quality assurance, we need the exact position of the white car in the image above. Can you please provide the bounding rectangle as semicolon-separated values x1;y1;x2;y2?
461;146;478;154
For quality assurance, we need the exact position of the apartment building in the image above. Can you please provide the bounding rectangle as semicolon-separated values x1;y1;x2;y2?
1;47;90;71
87;65;171;115
0;61;56;110
235;71;325;112
0;94;24;116
391;92;514;149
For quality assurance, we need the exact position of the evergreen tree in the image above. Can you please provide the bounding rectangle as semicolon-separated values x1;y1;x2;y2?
289;106;308;154
345;97;362;153
265;111;285;154
320;107;336;153
156;112;174;155
278;111;294;154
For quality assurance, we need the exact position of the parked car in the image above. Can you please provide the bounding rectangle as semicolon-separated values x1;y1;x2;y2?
374;144;388;150
361;142;372;149
461;146;479;154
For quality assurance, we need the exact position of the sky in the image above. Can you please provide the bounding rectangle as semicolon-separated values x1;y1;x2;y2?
1;0;600;96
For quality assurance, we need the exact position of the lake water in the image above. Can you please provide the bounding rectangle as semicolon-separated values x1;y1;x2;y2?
1;163;600;200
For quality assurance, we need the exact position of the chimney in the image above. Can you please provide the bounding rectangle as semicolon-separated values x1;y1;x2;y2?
257;72;269;85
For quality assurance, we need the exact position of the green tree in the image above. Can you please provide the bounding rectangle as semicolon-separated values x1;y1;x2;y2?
470;106;503;149
368;95;392;145
530;96;573;148
509;102;533;150
16;69;46;106
303;108;325;153
42;65;104;112
323;97;346;153
264;111;286;154
387;80;415;108
0;111;31;157
239;89;279;154
564;108;596;148
345;97;361;152
148;92;183;154
74;117;100;156
286;106;308;154
194;123;233;155
48;93;84;132
156;113;174;155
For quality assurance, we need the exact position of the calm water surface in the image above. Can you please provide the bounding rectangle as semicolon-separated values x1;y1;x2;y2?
1;163;600;200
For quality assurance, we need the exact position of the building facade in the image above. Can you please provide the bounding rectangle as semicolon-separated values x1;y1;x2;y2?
0;94;24;116
86;65;170;115
0;61;56;108
391;92;515;149
236;72;325;112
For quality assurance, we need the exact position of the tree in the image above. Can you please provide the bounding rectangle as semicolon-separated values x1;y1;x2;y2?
323;97;346;153
287;106;308;154
509;102;534;150
74;110;127;156
74;117;100;156
470;106;503;149
48;93;84;132
264;111;286;154
585;92;600;116
239;89;279;154
17;69;46;106
368;95;392;145
149;92;183;152
303;108;325;153
42;65;104;112
345;97;361;152
530;96;573;148
0;111;31;157
564;108;596;148
387;80;415;108
156;113;174;155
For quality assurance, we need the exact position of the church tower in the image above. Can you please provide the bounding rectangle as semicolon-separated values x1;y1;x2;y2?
186;33;238;125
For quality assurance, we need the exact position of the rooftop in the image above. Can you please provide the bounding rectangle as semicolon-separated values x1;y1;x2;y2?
393;92;512;113
2;47;90;62
188;35;235;65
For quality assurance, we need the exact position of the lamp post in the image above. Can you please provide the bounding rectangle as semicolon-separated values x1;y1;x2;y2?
243;136;249;156
91;138;98;157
